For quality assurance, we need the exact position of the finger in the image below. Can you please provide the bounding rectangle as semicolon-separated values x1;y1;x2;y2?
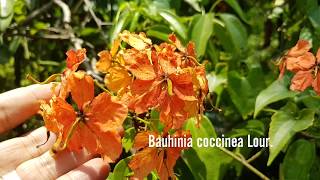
0;83;59;134
16;148;94;180
0;127;56;175
1;170;20;180
57;158;110;180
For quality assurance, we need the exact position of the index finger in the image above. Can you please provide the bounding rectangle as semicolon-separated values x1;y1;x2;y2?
0;83;58;134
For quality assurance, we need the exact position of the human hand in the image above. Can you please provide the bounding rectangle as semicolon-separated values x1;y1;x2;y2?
0;84;110;180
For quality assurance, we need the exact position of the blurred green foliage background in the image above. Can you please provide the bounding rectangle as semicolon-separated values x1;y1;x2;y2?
1;0;320;179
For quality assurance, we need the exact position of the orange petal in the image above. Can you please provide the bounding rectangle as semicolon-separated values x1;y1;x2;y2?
40;100;60;134
40;96;77;148
66;48;86;71
286;52;316;72
316;48;320;64
287;40;311;57
170;73;197;101
168;33;185;52
158;93;187;130
133;131;159;150
156;150;170;180
86;92;127;130
159;57;177;75
130;79;162;114
96;131;123;163
186;42;196;58
68;71;94;110
290;70;313;92
123;49;156;80
119;30;152;50
111;39;121;57
312;72;320;95
96;50;112;73
278;59;286;79
129;147;159;180
104;66;132;92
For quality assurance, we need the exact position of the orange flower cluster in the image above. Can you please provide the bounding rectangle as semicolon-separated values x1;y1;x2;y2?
279;40;320;94
39;31;208;179
96;31;208;132
40;49;127;163
95;31;207;179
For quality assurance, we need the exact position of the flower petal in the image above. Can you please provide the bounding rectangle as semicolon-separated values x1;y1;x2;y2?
68;71;94;110
290;70;313;92
96;50;112;73
66;49;86;71
104;66;132;92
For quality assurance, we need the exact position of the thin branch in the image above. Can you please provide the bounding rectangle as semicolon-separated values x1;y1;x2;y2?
247;149;265;163
20;2;53;25
5;32;70;40
53;0;71;23
219;147;270;180
83;0;113;28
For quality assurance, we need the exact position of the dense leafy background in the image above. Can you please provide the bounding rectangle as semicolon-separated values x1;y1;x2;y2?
1;0;320;179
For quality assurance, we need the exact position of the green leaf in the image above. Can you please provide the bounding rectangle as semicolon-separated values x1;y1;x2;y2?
227;71;256;119
147;25;172;42
206;40;219;64
308;6;320;32
110;11;130;43
122;127;136;153
225;0;249;23
310;157;320;180
184;0;201;12
218;13;247;54
281;139;315;180
174;158;195;180
254;78;297;118
0;0;14;32
129;11;140;32
296;0;318;14
0;44;11;64
159;10;187;41
182;116;232;180
268;103;315;165
190;13;213;58
214;21;234;53
227;120;265;138
9;36;21;53
79;27;99;37
207;71;227;95
109;157;132;180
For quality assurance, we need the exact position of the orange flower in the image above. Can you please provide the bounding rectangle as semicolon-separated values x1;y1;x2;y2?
96;40;133;94
95;31;208;130
60;48;87;99
128;130;191;180
279;40;315;78
66;48;87;71
278;40;320;95
40;71;127;162
128;49;197;130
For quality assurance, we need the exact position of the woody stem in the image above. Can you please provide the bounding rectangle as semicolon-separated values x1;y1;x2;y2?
218;147;270;180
